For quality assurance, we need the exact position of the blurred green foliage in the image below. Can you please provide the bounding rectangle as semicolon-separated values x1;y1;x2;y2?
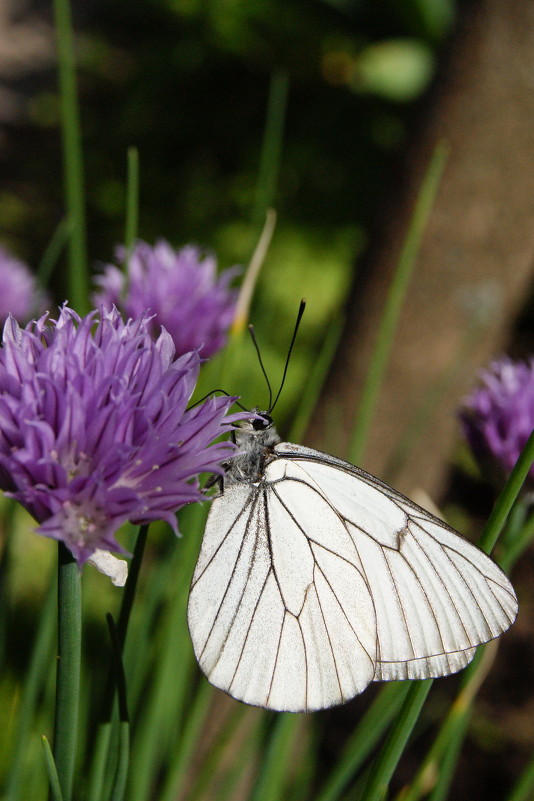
0;0;455;435
1;0;453;292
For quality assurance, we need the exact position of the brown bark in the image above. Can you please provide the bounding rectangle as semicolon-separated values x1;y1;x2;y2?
307;0;534;502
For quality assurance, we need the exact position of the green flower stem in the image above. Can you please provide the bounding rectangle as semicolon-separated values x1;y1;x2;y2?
53;543;82;801
6;568;56;801
87;525;148;801
42;735;64;801
361;680;433;801
159;681;214;801
427;710;470;801
394;646;493;801
388;433;534;801
348;142;448;466
316;683;411;801
504;748;534;801
251;714;302;801
53;0;88;312
124;146;140;256
107;614;130;801
252;68;289;234
478;427;534;554
37;217;71;289
499;509;534;573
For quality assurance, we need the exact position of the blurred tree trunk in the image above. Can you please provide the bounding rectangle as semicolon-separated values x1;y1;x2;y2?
308;0;534;502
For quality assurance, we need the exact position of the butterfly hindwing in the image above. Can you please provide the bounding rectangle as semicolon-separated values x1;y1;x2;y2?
274;444;517;685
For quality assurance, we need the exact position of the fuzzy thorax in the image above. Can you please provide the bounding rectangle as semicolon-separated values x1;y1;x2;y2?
225;415;281;485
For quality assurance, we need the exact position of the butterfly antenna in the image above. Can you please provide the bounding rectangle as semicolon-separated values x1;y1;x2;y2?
187;390;248;412
270;298;306;414
248;324;273;411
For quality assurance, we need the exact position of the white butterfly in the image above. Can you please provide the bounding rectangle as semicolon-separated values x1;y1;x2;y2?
187;413;518;712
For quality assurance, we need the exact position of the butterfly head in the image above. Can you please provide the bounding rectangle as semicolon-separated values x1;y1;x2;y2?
252;412;274;431
231;409;280;463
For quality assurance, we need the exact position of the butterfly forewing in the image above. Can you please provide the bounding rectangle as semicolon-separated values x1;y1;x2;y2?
188;440;518;712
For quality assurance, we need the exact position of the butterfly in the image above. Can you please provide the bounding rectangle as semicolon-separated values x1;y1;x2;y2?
187;412;518;713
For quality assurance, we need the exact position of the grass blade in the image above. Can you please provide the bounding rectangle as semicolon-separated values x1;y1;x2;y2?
159;681;214;801
316;683;411;801
124;146;140;255
478;428;534;554
361;681;433;801
5;569;56;801
250;714;302;801
42;735;64;801
53;543;81;801
349;143;448;465
53;0;88;311
504;750;534;801
252;68;289;232
37;217;71;289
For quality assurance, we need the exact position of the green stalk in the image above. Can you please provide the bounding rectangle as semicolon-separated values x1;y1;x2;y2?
0;499;17;669
316;683;410;801
504;749;534;801
250;714;302;801
252;68;289;234
159;681;214;801
127;516;202;801
42;736;64;801
124;147;140;255
478;428;534;554
361;681;433;801
426;710;470;801
395;647;489;801
349;143;448;465
53;0;88;312
6;568;56;801
87;525;148;801
53;543;82;801
37;217;71;289
384;432;534;801
288;316;344;444
499;510;534;573
107;614;130;801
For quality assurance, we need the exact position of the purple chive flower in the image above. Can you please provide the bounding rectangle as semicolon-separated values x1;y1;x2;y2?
459;356;534;484
0;245;48;324
0;305;242;564
93;240;238;358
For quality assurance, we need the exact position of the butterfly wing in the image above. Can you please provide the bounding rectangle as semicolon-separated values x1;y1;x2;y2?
188;477;377;712
187;443;517;712
274;444;518;683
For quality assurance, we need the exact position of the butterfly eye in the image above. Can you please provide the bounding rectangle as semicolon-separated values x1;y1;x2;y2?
252;414;273;431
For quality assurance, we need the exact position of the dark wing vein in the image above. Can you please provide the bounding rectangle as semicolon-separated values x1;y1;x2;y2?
266;608;289;707
296;615;310;711
270;482;369;583
192;490;256;587
281;453;463;539
310;545;375;666
427;534;495;636
382;549;417;659
199;492;261;661
309;568;344;703
229;566;274;696
378;642;478;665
408;527;473;647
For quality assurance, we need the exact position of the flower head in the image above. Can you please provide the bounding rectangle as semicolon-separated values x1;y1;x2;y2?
0;245;48;324
0;305;241;563
459;356;534;484
93;240;238;358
